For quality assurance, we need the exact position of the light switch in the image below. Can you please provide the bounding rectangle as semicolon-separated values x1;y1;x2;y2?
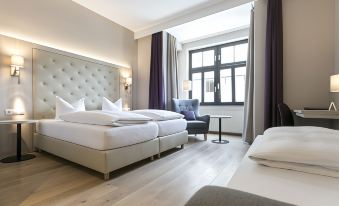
5;109;14;116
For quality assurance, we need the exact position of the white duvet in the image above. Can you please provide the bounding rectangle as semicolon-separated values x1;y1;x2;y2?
249;126;339;178
130;109;184;121
59;110;151;127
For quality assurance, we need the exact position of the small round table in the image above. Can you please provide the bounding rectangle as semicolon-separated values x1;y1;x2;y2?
0;120;38;163
210;115;232;144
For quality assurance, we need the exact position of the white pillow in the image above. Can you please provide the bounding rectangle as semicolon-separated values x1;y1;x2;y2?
55;96;85;119
131;109;184;121
59;111;119;126
102;97;122;112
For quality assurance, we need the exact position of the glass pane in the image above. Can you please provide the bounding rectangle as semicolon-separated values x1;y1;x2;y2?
220;69;233;102
235;67;246;102
203;50;214;67
221;46;234;64
192;73;202;102
192;52;202;68
204;71;214;103
235;43;248;62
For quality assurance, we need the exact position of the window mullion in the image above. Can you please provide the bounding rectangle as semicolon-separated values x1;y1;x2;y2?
231;67;236;103
215;46;221;104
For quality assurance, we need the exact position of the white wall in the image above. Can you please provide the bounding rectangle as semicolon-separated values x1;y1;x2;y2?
335;0;339;103
283;0;334;109
334;0;339;129
0;0;137;157
136;36;152;109
177;29;249;134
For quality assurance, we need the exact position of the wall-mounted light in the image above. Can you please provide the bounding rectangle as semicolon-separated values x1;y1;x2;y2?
329;74;339;111
183;80;192;92
125;77;132;90
10;55;24;84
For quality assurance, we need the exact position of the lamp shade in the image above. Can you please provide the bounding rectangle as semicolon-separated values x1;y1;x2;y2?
11;55;24;67
330;74;339;92
126;77;132;85
183;80;192;91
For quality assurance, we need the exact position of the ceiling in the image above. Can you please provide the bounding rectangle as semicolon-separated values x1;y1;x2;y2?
72;0;228;32
166;3;252;43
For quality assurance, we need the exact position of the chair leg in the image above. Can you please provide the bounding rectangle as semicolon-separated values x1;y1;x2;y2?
204;133;208;141
181;144;184;149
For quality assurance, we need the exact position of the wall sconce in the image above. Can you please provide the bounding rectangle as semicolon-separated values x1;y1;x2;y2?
125;77;132;90
10;55;24;84
183;80;192;92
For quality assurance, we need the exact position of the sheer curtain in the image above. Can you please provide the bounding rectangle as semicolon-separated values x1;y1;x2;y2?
166;33;179;110
242;7;255;144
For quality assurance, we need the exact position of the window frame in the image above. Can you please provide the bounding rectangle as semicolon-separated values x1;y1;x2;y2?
189;39;248;106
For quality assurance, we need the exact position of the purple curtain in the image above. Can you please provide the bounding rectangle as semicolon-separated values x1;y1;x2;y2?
264;0;283;129
149;32;165;109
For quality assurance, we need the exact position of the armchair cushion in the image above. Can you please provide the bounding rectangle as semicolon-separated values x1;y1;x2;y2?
181;111;196;120
196;115;210;124
186;120;208;129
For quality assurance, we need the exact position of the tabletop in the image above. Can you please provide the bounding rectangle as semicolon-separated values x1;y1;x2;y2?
0;120;38;125
210;115;232;118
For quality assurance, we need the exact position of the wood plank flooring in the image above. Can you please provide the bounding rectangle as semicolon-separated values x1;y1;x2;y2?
0;134;249;206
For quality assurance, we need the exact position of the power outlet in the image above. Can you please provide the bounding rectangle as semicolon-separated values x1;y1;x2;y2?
5;109;14;116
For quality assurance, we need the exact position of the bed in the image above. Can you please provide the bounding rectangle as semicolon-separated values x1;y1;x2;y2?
156;119;188;155
227;129;339;205
32;49;188;180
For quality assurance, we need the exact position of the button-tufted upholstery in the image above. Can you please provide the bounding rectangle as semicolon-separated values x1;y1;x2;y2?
172;98;210;139
172;99;200;117
33;49;120;119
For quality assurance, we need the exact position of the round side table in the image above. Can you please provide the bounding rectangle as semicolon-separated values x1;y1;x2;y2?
210;115;232;144
0;120;38;163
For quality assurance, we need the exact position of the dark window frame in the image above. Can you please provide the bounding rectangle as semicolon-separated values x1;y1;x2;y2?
189;39;248;106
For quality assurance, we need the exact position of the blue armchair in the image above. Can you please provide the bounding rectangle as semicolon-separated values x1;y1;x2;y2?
172;98;210;140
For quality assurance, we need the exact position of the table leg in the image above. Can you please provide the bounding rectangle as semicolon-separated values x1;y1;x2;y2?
1;123;36;163
219;117;222;142
211;118;229;144
17;123;21;161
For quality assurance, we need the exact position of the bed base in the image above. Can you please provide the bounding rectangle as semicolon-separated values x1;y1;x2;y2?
34;130;188;180
34;133;159;180
158;130;188;156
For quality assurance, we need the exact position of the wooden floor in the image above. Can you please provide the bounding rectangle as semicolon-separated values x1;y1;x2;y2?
0;134;249;206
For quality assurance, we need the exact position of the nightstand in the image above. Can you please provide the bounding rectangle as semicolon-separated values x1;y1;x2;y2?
0;120;38;163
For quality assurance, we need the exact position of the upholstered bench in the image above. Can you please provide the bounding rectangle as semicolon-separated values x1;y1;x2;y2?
185;186;294;206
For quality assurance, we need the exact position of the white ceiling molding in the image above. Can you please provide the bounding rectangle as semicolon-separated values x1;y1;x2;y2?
134;0;253;39
180;25;250;44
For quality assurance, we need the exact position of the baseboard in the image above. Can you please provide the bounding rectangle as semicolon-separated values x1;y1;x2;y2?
208;131;242;136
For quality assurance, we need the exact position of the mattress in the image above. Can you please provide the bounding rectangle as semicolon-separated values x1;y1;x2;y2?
37;119;158;150
155;119;187;137
227;135;339;206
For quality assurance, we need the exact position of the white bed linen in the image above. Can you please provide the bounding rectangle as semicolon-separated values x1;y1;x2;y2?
155;119;187;137
228;135;339;206
37;119;158;150
249;127;339;178
131;109;184;121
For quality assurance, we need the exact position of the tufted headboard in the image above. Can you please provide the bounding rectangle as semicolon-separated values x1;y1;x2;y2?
33;49;120;119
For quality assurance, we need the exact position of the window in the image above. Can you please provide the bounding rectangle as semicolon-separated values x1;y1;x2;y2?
189;39;248;105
